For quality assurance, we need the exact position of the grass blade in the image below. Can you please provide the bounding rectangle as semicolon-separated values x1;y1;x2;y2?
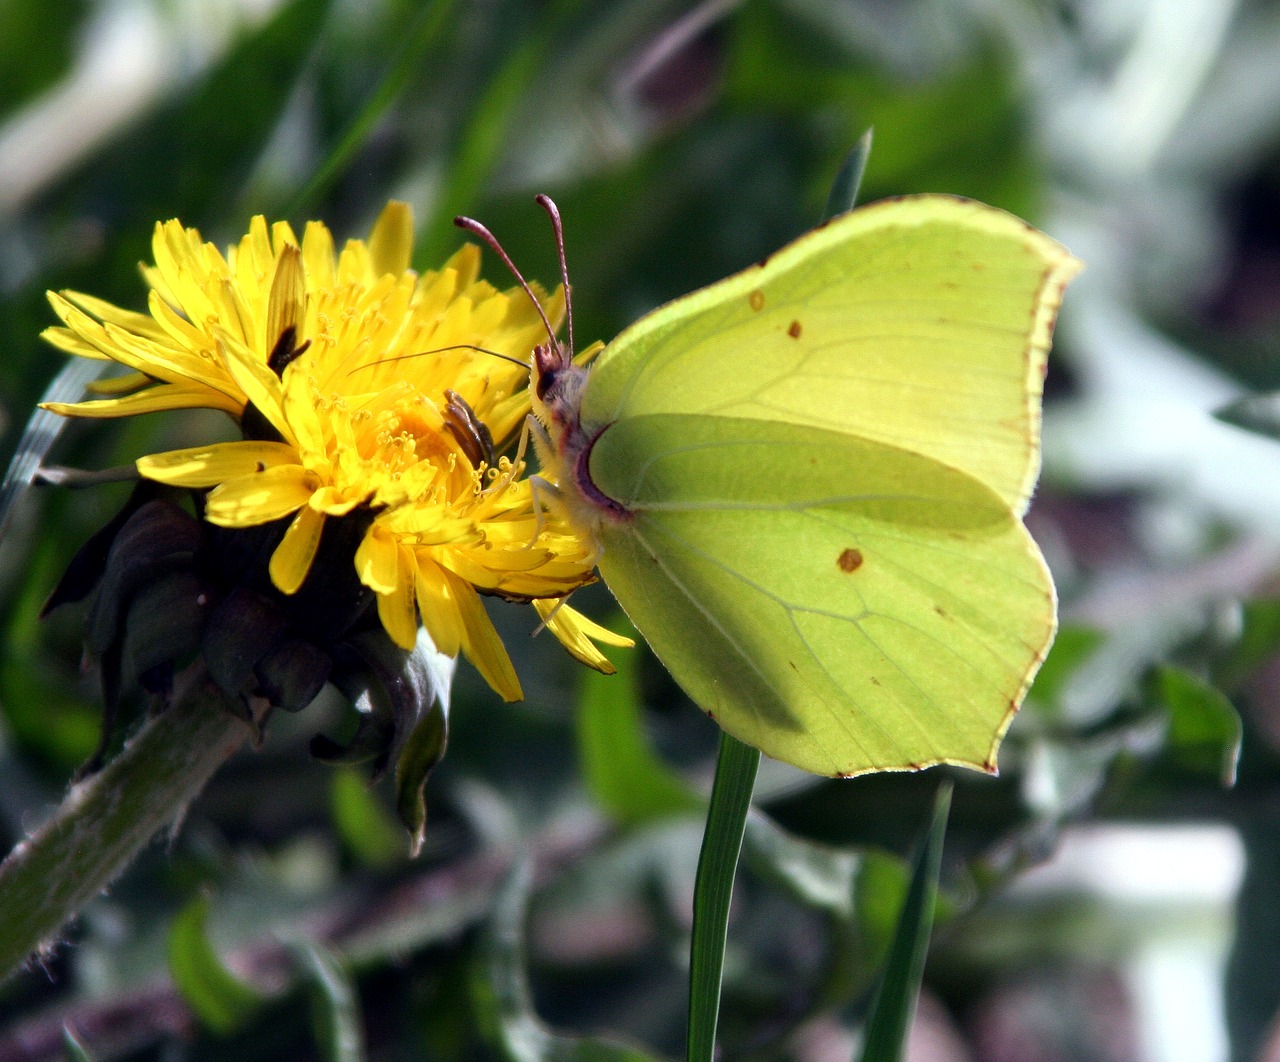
284;0;455;217
824;129;874;219
686;730;759;1062
857;782;952;1062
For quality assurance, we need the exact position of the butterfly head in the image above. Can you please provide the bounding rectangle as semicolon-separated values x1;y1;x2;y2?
455;196;586;443
454;200;627;535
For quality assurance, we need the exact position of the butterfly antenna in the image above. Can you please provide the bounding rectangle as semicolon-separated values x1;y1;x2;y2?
454;213;561;354
534;194;574;358
352;344;528;374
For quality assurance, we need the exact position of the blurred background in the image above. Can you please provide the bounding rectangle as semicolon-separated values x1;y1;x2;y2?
3;1;1280;1059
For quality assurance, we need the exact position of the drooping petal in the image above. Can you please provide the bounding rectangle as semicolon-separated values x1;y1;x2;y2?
355;522;401;594
270;505;326;594
533;599;632;674
413;558;465;658
371;537;418;650
446;568;521;702
377;582;419;651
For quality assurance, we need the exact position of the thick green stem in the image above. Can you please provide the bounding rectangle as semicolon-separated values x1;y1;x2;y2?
0;668;252;981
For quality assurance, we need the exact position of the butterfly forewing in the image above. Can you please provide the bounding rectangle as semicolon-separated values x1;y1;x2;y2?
582;196;1080;515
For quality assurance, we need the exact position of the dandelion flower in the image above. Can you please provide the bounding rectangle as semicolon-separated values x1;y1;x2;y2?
43;202;629;699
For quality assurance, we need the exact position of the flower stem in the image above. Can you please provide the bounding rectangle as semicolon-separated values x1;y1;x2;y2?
0;667;252;981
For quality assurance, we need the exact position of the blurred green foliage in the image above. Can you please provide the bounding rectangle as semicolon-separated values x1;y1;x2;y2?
4;1;1280;1060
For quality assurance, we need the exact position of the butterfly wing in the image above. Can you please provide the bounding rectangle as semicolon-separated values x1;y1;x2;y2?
590;413;1052;775
574;195;1078;775
582;196;1080;514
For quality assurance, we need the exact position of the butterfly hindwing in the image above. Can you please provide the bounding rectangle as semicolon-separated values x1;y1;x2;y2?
590;413;1054;776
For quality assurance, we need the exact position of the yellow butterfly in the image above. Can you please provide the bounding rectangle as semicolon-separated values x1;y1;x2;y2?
462;195;1080;777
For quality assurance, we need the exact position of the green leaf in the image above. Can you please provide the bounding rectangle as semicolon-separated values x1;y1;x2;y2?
393;692;450;857
852;851;911;972
1027;625;1106;714
167;894;268;1034
418;22;560;264
470;861;665;1062
325;628;455;856
824;129;874;220
292;941;367;1062
1215;598;1280;692
575;628;702;826
725;6;1038;215
329;768;408;869
61;1025;96;1062
744;814;860;921
857;783;951;1062
1226;819;1280;1060
1152;665;1242;786
1214;392;1280;442
686;732;759;1062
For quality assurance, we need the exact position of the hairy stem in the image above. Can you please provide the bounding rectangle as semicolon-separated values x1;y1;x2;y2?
0;668;252;981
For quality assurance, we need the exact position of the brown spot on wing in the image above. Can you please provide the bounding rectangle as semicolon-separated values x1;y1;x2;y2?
787;320;802;338
837;547;863;573
749;289;765;312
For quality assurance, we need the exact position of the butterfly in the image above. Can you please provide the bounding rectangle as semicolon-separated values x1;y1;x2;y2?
458;194;1080;777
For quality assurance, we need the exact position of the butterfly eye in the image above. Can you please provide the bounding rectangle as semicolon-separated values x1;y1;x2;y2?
535;367;557;401
532;343;562;400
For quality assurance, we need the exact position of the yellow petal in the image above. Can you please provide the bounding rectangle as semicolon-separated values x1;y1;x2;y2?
309;485;364;516
58;289;169;340
203;465;317;525
267;244;306;357
281;361;328;462
355;522;401;594
88;371;151;395
533;599;630;674
137;441;299;485
447;568;521;701
44;382;243;420
269;506;326;594
301;220;336;290
377;580;419;650
413;558;464;657
368;535;418;650
39;325;112;360
552;603;633;648
217;336;294;444
369;201;414;277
